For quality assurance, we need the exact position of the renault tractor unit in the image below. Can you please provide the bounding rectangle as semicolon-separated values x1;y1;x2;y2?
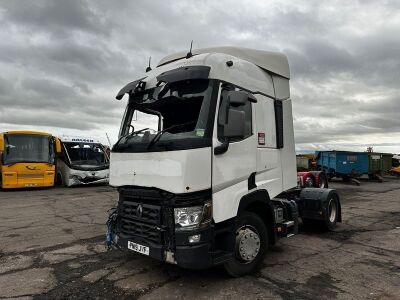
56;136;109;186
0;130;60;189
106;47;341;276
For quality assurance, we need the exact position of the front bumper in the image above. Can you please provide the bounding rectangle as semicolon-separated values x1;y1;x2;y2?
116;227;215;269
67;177;108;187
66;168;109;186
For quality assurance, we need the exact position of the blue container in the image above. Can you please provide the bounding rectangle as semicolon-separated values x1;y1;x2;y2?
316;151;369;178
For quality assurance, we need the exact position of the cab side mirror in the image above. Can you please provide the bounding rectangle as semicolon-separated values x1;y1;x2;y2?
55;138;62;153
224;108;245;139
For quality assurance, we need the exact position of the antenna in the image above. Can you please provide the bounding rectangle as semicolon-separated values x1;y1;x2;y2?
105;132;111;147
145;56;152;72
186;40;193;59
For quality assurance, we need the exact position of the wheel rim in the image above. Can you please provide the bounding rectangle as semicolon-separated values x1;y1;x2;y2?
319;176;326;188
235;225;260;264
305;176;313;187
328;198;337;223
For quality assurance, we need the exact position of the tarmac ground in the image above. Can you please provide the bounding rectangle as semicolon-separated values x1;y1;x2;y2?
0;177;399;299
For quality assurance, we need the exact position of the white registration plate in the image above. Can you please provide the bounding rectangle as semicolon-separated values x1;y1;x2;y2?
127;241;149;256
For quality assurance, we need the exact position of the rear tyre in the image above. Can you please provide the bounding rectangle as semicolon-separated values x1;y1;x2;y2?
342;175;350;182
318;172;328;188
304;175;314;187
224;212;268;277
302;195;339;231
324;195;339;230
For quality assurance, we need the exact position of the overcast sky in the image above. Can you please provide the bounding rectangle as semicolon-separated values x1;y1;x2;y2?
0;0;399;153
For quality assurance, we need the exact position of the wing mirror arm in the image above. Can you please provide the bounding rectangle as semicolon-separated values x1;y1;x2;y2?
214;140;229;155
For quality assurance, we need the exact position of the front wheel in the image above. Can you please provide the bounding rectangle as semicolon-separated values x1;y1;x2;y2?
55;172;63;186
224;212;268;277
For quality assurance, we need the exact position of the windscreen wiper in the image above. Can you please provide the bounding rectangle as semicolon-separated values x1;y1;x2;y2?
146;121;196;150
114;128;151;148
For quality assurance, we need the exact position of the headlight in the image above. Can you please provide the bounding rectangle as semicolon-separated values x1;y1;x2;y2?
174;201;212;231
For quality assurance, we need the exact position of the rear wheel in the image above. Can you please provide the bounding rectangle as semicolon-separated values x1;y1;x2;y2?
304;175;314;187
318;172;328;188
303;195;339;231
342;175;350;182
325;195;339;230
224;212;268;277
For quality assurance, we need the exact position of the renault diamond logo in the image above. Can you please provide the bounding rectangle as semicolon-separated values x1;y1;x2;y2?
136;204;143;218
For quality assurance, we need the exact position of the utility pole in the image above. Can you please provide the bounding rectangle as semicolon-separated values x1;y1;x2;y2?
105;132;112;147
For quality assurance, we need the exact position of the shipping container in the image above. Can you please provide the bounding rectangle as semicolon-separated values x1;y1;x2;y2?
368;153;393;175
316;151;369;179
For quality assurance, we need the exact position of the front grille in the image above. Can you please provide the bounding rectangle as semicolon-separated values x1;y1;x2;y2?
79;177;102;183
18;173;44;179
120;218;162;243
118;188;167;244
120;200;161;224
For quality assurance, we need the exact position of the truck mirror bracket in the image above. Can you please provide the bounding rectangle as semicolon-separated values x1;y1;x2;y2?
214;140;229;155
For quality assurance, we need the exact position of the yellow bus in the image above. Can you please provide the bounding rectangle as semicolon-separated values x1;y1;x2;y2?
0;130;61;189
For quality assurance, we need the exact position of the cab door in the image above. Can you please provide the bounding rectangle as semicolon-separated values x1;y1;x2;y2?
211;85;257;223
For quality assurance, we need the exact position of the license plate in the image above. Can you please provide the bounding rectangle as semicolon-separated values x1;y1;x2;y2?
127;241;149;256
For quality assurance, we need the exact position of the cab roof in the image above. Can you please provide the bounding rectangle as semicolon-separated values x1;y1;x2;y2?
157;46;290;79
59;135;101;144
2;130;51;136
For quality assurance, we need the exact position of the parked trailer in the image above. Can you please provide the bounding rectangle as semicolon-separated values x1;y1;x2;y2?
368;153;393;177
316;151;368;184
296;155;310;171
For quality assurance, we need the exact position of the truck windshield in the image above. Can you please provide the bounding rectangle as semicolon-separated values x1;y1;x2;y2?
64;142;108;167
114;79;216;152
3;134;55;165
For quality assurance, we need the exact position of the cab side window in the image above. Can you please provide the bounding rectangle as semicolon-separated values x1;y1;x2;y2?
217;86;253;142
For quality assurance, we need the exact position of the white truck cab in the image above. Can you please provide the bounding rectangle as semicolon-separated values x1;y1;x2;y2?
56;136;109;187
107;47;341;276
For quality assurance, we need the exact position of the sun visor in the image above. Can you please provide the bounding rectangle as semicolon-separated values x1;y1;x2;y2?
116;77;147;100
156;66;210;83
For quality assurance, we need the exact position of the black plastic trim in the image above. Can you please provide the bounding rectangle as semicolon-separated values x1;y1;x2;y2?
248;172;257;190
116;77;147;100
274;100;284;149
237;189;277;245
156;66;211;83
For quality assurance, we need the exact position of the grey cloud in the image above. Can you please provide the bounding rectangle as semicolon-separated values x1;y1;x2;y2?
2;0;113;37
0;0;399;150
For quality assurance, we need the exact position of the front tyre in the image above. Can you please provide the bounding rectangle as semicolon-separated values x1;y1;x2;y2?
224;212;268;277
55;172;63;186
